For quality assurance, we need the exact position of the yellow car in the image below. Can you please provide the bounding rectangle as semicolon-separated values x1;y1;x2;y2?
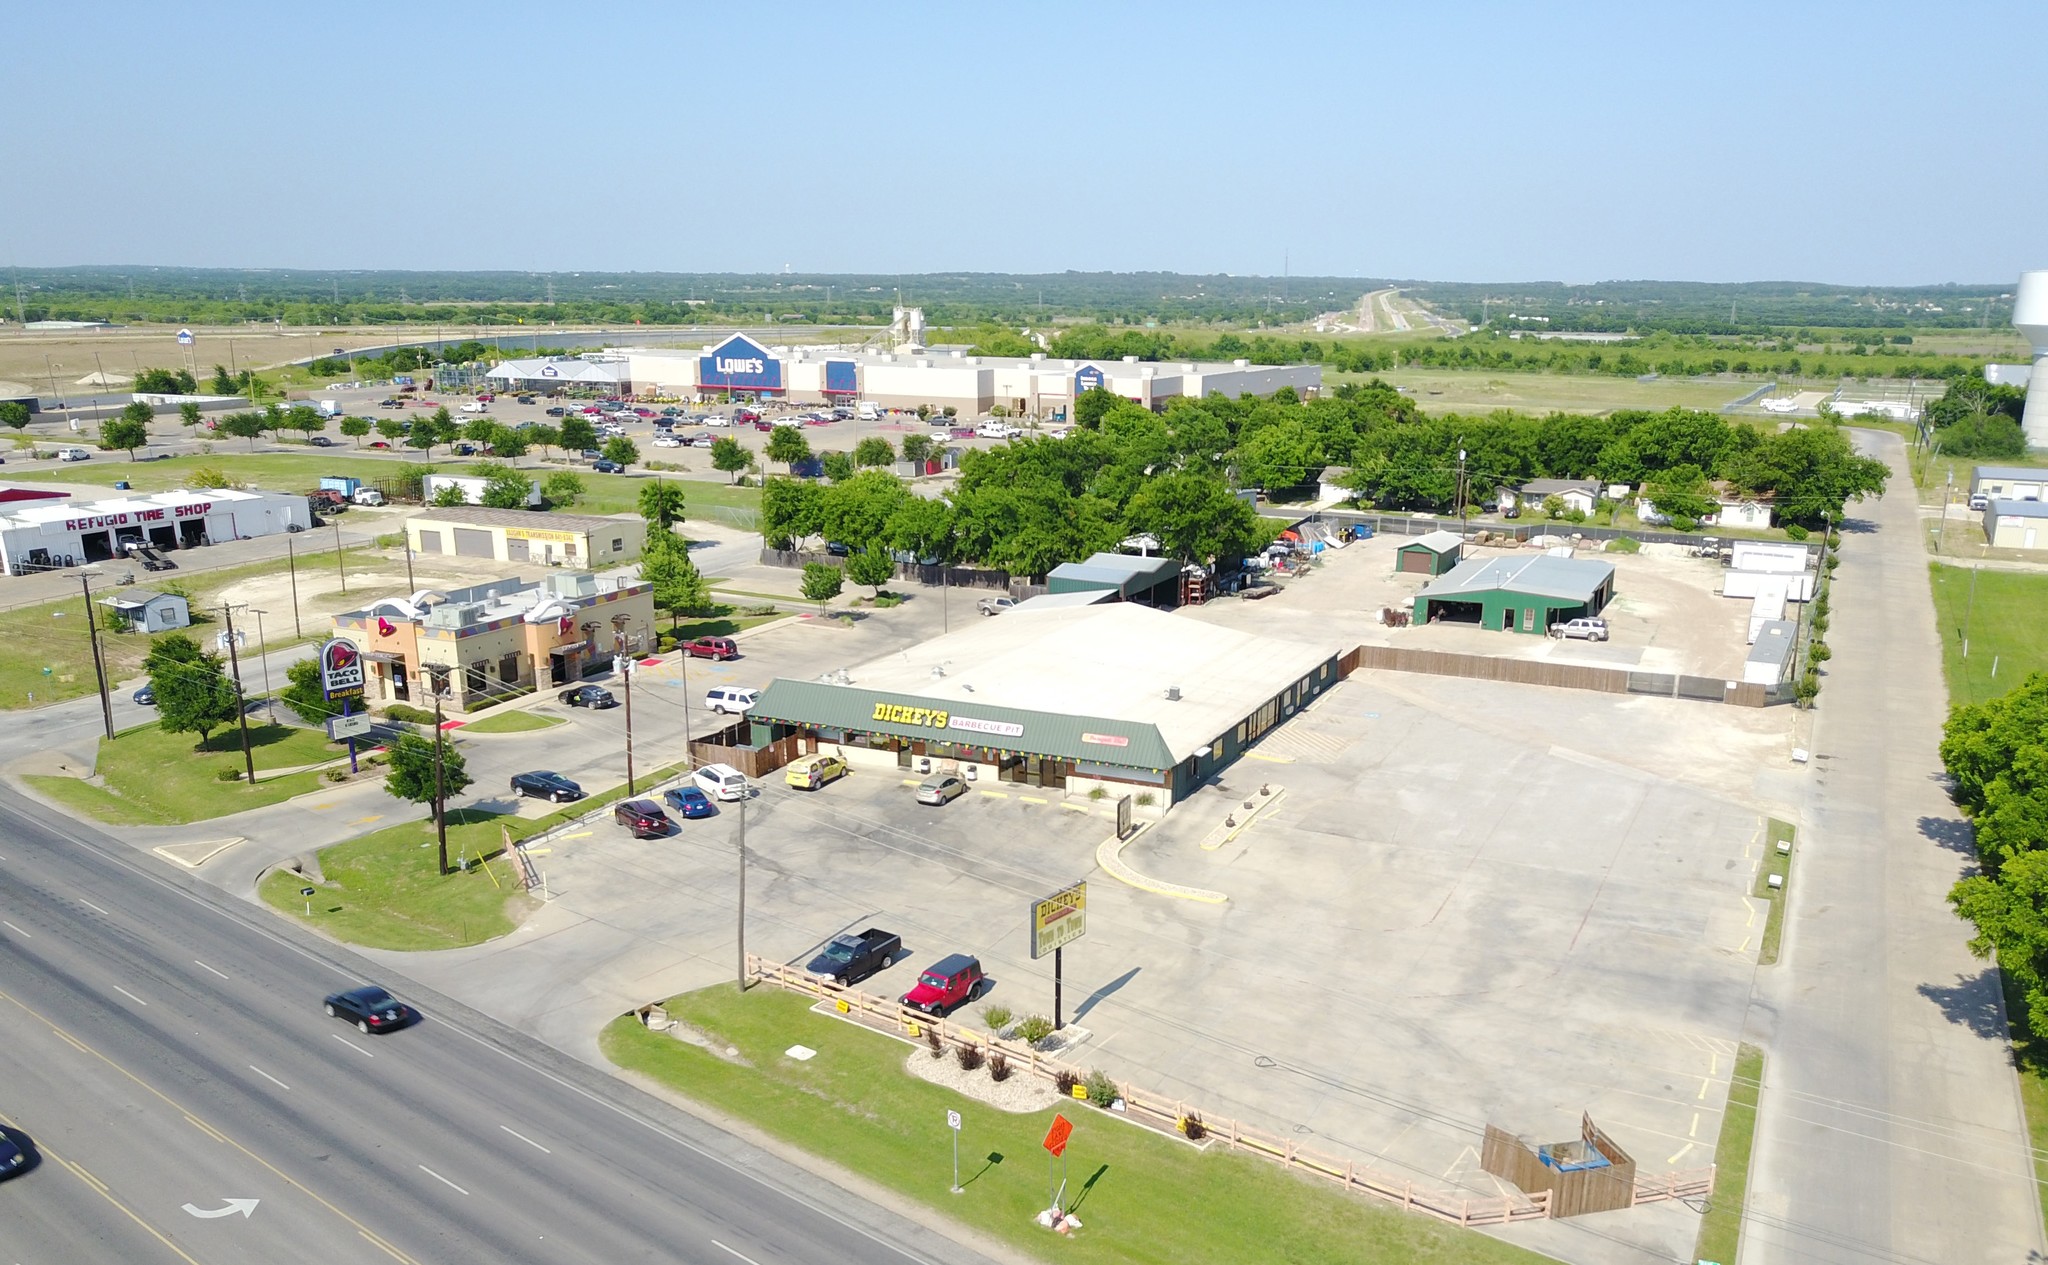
785;755;849;791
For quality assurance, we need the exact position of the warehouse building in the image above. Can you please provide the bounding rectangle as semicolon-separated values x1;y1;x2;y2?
1;488;311;575
1046;552;1184;607
1984;499;2048;549
405;506;645;568
1972;465;2048;503
744;603;1340;812
331;571;654;712
1394;530;1464;576
614;333;1321;415
481;357;625;394
1412;554;1615;633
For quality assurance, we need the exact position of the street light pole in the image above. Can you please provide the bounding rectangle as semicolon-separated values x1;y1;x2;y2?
80;573;115;740
220;604;257;785
432;692;449;875
736;794;748;993
618;652;636;795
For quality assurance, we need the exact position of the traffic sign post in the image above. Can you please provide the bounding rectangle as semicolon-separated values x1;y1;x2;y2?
947;1109;962;1193
299;886;315;916
1042;1113;1073;1214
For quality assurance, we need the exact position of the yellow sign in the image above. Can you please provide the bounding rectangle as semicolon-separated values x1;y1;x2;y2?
504;526;580;543
835;998;850;1014
872;702;949;729
1071;1084;1089;1100
1029;881;1088;960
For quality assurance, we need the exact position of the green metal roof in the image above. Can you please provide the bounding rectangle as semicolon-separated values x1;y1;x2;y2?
750;678;1177;771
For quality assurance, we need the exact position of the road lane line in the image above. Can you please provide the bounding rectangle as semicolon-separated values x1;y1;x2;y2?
500;1125;551;1154
112;985;148;1007
185;1114;230;1144
194;959;231;979
52;1153;205;1265
417;1165;469;1195
360;1229;411;1263
2;919;28;937
331;1033;374;1057
712;1241;765;1265
80;899;109;915
249;1065;291;1092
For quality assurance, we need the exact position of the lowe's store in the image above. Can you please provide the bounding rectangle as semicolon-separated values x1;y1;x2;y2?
619;333;1321;414
744;604;1340;813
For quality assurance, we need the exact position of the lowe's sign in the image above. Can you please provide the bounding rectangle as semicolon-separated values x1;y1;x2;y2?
699;334;783;393
1074;364;1105;395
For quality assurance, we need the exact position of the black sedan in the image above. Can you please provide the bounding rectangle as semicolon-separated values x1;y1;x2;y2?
559;685;617;709
510;770;583;802
323;985;418;1035
132;684;156;706
0;1126;33;1179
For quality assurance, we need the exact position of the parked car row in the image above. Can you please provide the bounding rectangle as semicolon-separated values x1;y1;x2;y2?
796;927;985;1017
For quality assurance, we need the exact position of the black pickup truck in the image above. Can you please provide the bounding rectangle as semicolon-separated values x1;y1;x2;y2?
805;927;903;987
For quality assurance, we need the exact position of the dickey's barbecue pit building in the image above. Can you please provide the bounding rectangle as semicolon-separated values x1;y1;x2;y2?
743;603;1340;813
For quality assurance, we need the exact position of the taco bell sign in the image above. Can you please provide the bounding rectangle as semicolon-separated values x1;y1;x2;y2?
698;334;783;393
319;637;365;701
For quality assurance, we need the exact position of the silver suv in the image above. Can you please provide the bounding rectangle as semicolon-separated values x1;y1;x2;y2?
1551;617;1610;642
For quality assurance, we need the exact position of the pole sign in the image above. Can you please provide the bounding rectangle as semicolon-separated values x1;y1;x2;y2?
318;637;365;701
177;329;194;346
1028;881;1087;960
325;713;373;740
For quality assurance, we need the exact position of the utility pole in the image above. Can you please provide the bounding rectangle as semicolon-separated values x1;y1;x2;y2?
333;519;347;594
432;692;449;875
617;652;636;795
81;575;114;740
1936;469;1951;556
220;605;257;785
284;532;302;637
403;534;416;592
736;794;748;992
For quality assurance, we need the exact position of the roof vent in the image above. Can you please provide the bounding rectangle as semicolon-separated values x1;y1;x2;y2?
931;665;946;679
1165;685;1182;701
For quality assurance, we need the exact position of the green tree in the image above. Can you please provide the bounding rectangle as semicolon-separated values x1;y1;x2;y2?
101;402;152;459
338;416;370;447
383;730;472;873
217;411;266;449
640;537;711;627
900;433;934;466
760;477;824;549
526;422;560;456
1953;851;2048;1041
431;482;469;507
845;545;896;596
711;436;750;482
1073;386;1119;430
1642;462;1714;520
542;471;584;508
144;634;241;747
558;416;597;453
486;424;527;459
820;450;854;482
408;422;440;455
800;561;844;611
462;416;498;444
210;365;238;395
285;405;326;441
820;471;911;550
886;494;954;563
374;418;405;444
177;401;203;429
1123;470;1260;564
853;436;895;468
279;658;339;726
1760;423;1890;526
1232;416;1322;491
476;463;534;509
0;401;29;430
601;435;639;467
765;424;812;472
638;479;687;537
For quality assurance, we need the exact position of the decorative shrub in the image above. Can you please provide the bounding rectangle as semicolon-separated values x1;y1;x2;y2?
1826;529;1842;550
1014;1014;1055;1045
982;1004;1014;1031
1564;508;1587;525
1669;515;1698;532
1784;523;1810;541
1135;792;1155;807
955;1042;985;1072
1085;1069;1119;1108
1824;553;1840;572
1087;787;1106;802
216;768;243;782
1796;671;1821;707
325;769;348;782
924;1026;945;1059
1808;641;1832;664
1809;614;1828;638
1181;1113;1208;1141
738;604;779;617
988;1051;1012;1082
874;594;904;609
385;703;437;726
1054;1068;1081;1097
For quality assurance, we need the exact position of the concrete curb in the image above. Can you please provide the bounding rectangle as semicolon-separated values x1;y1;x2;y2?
1094;826;1228;904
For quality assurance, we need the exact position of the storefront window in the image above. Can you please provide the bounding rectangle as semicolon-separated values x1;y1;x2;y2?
499;653;520;682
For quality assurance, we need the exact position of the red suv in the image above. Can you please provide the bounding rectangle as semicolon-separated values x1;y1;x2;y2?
900;954;985;1017
681;636;738;661
613;800;673;839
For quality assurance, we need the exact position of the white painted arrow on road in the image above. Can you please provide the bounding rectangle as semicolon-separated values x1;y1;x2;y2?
182;1198;260;1219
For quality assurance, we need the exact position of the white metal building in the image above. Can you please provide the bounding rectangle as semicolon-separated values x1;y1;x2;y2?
482;357;625;393
614;333;1321;416
1;488;312;576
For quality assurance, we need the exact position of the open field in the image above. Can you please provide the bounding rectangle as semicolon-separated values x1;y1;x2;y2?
1340;367;1752;415
1928;563;2048;707
603;986;1550;1265
23;719;339;825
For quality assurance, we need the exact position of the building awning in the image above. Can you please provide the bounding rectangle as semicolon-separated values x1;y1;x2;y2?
548;641;588;655
362;650;404;664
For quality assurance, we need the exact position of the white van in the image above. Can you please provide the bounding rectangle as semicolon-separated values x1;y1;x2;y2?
856;402;882;421
693;763;750;802
705;686;758;715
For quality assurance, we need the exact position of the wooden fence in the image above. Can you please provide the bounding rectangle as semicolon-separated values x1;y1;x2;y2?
741;957;1552;1228
1481;1116;1713;1217
688;720;809;779
1350;644;1786;708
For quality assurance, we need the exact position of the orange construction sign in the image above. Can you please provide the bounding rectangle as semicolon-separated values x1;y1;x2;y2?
1042;1113;1073;1157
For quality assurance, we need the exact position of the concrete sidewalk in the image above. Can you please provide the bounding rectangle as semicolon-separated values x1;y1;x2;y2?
1742;430;2042;1265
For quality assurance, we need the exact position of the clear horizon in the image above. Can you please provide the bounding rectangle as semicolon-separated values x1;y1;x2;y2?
8;1;2042;286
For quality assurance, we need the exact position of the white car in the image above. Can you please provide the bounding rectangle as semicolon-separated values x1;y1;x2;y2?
704;415;732;427
652;435;683;447
460;402;488;414
975;421;1022;439
929;428;953;443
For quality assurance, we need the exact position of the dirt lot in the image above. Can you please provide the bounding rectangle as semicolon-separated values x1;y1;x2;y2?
1192;533;1762;678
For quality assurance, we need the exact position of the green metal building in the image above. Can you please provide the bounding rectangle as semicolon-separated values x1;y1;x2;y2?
1045;552;1183;606
1412;554;1615;634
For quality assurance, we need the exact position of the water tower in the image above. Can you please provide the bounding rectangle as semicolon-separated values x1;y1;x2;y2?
2014;270;2048;448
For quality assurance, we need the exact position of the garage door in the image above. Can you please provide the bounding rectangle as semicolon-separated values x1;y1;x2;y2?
417;529;443;554
1399;549;1430;574
453;528;494;558
506;536;530;563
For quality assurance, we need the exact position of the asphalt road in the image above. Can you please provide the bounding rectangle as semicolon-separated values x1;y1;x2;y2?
0;787;1005;1265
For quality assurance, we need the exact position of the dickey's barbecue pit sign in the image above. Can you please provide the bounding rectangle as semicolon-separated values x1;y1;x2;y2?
869;702;1026;739
65;502;214;532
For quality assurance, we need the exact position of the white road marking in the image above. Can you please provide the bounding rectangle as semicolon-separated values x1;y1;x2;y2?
331;1033;374;1057
417;1165;469;1195
712;1242;764;1265
2;920;29;937
499;1125;551;1154
80;900;109;915
248;1065;291;1092
112;986;148;1007
194;959;230;980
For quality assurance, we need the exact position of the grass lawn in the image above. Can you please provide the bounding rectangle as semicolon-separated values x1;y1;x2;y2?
453;709;562;734
24;451;417;495
1753;820;1796;966
257;808;533;951
1694;1044;1763;1265
1928;564;2048;708
0;545;372;710
1337;367;1750;416
22;720;341;825
659;613;787;641
603;987;1549;1265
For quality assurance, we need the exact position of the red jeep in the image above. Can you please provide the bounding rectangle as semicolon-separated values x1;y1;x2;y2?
900;954;985;1016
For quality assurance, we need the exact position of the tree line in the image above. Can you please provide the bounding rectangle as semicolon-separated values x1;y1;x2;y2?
1921;377;2031;460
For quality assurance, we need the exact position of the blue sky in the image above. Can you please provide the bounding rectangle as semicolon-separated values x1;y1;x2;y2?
7;1;2042;284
